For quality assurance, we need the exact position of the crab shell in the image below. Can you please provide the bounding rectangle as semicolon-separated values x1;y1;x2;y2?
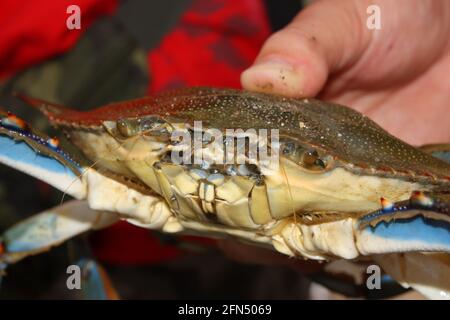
13;87;449;260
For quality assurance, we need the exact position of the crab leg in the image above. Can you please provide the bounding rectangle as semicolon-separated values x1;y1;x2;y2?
0;200;118;268
77;258;120;300
0;111;175;236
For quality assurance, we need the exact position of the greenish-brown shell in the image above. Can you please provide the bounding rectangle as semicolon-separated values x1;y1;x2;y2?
21;87;450;183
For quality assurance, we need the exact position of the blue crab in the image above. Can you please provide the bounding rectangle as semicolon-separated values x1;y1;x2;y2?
0;87;449;298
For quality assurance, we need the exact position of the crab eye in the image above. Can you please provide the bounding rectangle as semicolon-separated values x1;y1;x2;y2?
303;149;319;165
139;117;165;132
116;119;139;137
301;149;328;171
281;141;296;155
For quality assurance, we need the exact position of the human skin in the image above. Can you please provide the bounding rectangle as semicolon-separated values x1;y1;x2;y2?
220;0;450;270
242;0;450;146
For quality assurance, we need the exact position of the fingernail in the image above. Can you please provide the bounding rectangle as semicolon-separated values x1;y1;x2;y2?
241;58;305;96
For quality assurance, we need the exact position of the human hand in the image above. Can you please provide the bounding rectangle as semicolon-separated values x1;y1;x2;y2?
226;0;450;268
241;0;450;146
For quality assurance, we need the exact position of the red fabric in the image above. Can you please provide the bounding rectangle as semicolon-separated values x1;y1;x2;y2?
90;222;181;265
0;0;271;265
90;222;219;265
149;0;271;92
0;0;118;79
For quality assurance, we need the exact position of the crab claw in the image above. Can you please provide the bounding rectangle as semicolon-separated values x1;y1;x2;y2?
380;197;394;212
356;191;450;255
0;111;86;199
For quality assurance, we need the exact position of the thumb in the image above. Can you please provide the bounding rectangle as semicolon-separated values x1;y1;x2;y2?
241;0;371;97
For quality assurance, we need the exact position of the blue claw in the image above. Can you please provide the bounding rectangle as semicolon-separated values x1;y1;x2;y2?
357;192;450;254
0;111;85;198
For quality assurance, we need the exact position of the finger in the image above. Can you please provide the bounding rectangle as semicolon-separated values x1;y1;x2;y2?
241;0;371;97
